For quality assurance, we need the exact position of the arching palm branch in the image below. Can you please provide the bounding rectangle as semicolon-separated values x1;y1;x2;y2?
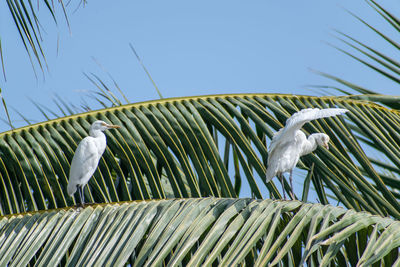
1;94;400;265
0;198;399;266
0;94;400;218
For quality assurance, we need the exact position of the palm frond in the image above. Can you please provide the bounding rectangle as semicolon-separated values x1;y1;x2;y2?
0;88;13;130
0;198;398;266
2;0;76;75
321;0;400;107
1;94;400;219
129;43;163;99
0;38;5;81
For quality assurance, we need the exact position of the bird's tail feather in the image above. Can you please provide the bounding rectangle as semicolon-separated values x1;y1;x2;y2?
67;182;77;196
265;167;276;183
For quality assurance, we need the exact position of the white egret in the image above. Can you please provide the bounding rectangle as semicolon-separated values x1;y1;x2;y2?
67;120;121;205
265;108;348;199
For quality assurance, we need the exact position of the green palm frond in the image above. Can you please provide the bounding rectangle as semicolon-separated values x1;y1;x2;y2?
321;0;400;103
23;73;130;123
3;0;76;75
0;38;5;80
1;94;400;219
0;198;398;266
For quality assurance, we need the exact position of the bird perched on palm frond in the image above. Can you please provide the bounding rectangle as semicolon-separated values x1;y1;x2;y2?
67;120;121;205
266;108;348;199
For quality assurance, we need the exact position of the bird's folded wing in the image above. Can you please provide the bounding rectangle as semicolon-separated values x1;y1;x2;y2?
268;108;348;154
69;137;99;181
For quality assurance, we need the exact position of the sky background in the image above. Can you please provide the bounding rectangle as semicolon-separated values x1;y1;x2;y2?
1;0;399;132
1;0;399;199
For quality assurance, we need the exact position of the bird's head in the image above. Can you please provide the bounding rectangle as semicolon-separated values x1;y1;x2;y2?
316;133;330;149
90;120;121;132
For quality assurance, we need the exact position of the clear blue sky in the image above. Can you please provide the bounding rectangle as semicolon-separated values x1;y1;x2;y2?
1;0;399;132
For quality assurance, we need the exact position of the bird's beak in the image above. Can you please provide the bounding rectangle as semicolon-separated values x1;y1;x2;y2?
323;143;329;150
106;124;121;129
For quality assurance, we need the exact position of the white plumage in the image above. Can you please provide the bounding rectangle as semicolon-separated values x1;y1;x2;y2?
266;108;348;199
67;120;120;205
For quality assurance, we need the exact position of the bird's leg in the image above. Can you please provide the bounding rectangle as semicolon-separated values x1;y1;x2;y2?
77;186;82;205
81;186;85;205
78;186;85;206
289;170;295;200
279;174;286;200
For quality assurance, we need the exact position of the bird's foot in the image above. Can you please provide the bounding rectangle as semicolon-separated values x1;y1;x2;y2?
76;202;96;208
70;204;84;212
73;203;85;209
82;202;96;206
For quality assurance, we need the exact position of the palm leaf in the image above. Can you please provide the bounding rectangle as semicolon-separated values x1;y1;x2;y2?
321;0;400;109
2;0;75;75
0;38;5;80
0;198;398;266
1;94;400;218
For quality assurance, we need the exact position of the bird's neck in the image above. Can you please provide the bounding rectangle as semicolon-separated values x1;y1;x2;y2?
300;134;319;156
89;129;107;155
89;129;105;139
